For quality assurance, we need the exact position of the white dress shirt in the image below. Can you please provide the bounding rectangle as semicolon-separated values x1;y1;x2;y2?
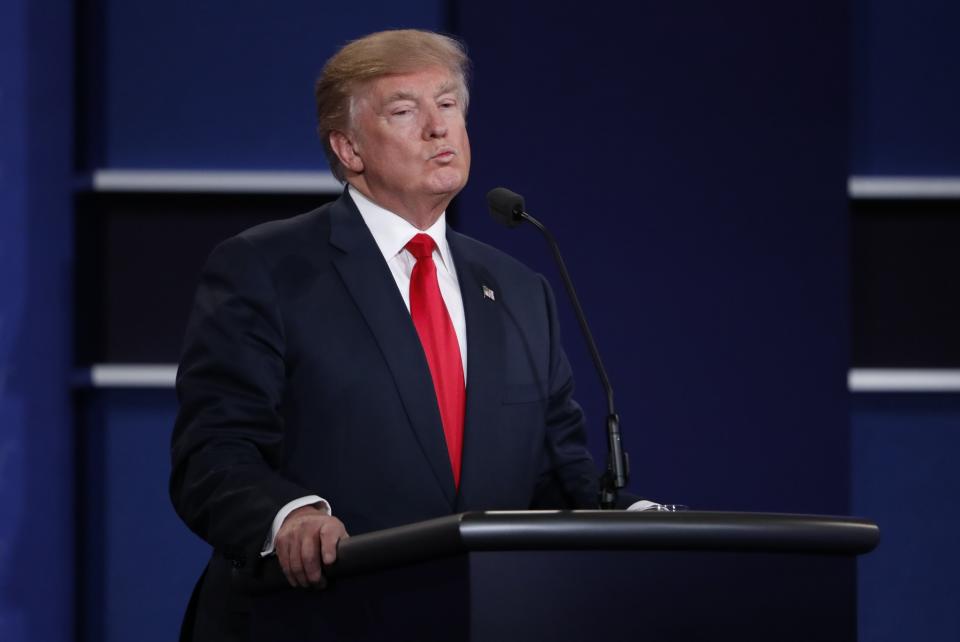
350;186;468;374
261;185;467;555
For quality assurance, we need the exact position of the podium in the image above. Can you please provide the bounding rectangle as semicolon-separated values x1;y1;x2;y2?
244;511;879;641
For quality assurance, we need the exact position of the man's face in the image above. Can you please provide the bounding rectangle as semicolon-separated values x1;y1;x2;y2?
346;66;471;214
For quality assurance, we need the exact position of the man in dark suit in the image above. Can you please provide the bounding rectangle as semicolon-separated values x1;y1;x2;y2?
170;29;600;640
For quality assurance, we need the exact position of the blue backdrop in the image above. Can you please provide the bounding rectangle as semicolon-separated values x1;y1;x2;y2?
3;1;959;641
2;0;75;640
456;2;850;515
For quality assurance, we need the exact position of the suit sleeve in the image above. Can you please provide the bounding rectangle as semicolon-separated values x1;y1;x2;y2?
533;274;601;509
170;235;312;564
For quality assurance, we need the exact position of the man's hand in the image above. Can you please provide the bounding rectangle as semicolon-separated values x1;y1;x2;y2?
275;505;348;589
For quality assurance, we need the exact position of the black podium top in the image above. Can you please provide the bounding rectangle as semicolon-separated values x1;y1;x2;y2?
240;511;879;592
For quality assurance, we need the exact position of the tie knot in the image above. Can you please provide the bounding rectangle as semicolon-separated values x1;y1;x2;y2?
405;233;437;261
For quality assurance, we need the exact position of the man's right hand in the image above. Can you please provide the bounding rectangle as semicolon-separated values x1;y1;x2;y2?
274;505;348;589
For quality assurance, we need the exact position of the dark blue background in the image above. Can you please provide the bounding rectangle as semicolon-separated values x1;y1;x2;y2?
851;0;960;174
78;0;449;169
3;0;959;641
456;1;850;514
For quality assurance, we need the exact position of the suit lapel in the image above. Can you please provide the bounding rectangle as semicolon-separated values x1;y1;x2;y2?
328;193;457;506
447;231;506;511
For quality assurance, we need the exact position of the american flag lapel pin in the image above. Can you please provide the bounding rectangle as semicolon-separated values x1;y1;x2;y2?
482;285;496;301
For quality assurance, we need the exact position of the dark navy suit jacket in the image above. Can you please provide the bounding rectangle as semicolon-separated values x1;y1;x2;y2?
170;190;598;639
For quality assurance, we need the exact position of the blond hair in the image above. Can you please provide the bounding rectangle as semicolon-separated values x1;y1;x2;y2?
315;29;471;181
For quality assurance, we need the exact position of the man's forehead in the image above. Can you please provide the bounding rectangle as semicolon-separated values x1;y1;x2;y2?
363;68;461;101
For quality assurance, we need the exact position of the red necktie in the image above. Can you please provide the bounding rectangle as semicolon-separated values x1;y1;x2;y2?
405;233;465;487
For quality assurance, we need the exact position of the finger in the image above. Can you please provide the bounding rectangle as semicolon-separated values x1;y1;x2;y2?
276;537;297;588
301;530;324;585
319;523;342;566
287;533;309;588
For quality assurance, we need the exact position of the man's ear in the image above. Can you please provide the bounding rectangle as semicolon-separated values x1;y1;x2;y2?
329;130;364;174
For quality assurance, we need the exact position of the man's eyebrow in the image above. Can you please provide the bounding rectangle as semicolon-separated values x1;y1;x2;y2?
383;90;418;104
435;81;459;97
383;83;460;105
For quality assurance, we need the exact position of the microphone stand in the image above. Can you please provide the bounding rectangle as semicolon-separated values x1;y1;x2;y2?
519;211;629;509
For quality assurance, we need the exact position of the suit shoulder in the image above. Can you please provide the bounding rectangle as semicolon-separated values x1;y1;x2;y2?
236;203;331;250
201;200;337;271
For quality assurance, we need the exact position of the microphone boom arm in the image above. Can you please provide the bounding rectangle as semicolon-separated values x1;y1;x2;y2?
519;211;629;509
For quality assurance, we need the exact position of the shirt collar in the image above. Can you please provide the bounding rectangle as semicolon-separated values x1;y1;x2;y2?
349;185;454;270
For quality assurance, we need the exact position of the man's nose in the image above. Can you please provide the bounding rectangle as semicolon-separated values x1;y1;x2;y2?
422;105;448;139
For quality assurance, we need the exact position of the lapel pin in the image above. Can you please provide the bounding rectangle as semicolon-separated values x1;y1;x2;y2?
482;285;496;301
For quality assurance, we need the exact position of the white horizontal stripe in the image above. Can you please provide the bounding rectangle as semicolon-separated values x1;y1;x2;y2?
849;369;960;392
88;364;178;388
80;364;960;392
91;169;342;194
849;176;960;200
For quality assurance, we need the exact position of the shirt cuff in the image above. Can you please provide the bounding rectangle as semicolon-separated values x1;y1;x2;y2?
260;495;331;557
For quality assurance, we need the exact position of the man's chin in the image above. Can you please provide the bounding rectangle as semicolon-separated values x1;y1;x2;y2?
426;171;468;197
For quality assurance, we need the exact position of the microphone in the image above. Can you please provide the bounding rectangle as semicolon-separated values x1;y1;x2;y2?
486;187;526;228
486;187;629;509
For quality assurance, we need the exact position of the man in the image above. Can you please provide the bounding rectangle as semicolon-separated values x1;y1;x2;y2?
170;29;601;641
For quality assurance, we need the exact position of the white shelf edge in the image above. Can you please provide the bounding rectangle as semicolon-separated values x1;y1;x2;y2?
80;364;178;388
848;368;960;393
89;169;343;194
848;176;960;200
78;364;960;393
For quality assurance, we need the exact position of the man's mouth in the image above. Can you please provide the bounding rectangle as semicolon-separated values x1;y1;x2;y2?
431;148;456;161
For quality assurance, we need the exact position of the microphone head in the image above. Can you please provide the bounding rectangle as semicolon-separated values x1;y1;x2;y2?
486;187;526;228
